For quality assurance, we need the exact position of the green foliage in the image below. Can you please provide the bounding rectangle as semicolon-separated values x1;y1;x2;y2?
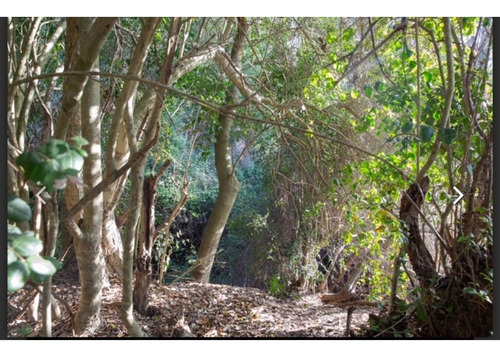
8;137;86;292
267;275;288;297
17;136;88;192
7;196;61;293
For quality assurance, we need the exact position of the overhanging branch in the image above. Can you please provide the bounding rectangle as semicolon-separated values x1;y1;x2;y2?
11;70;410;181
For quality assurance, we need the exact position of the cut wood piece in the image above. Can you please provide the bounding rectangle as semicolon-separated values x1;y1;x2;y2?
321;289;356;304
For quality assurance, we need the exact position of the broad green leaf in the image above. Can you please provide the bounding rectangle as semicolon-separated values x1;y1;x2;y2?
70;136;89;149
7;195;32;222
401;122;414;133
441;128;456;145
422;71;433;83
8;248;18;265
73;147;88;158
27;255;57;276
351;90;359;99
65;168;80;177
58;149;85;172
374;81;384;92
39;139;69;159
16;151;42;179
44;171;68;192
420;125;435;142
343;28;355;42
416;308;427;322
340;93;347;101
44;256;63;271
30;159;60;185
364;85;373;98
8;261;30;292
402;48;413;60
463;287;477;295
12;235;42;257
8;224;22;241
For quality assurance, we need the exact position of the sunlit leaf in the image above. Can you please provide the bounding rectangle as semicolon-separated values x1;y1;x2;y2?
8;248;18;265
8;261;30;292
364;85;373;98
27;255;58;276
58;149;85;172
12;235;42;257
422;71;433;83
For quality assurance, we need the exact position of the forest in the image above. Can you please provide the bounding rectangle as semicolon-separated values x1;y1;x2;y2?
6;17;493;338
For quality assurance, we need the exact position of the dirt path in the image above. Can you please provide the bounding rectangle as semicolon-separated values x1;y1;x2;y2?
8;276;376;338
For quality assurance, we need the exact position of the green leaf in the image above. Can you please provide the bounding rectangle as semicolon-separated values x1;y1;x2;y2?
70;136;89;149
420;125;435;142
402;48;414;60
416;308;427;322
27;255;57;277
58;149;85;172
401;122;414;133
340;93;347;101
7;195;32;222
351;90;359;99
441;128;456;145
30;159;61;185
463;287;477;295
364;85;373;98
343;28;355;42
11;235;42;257
8;248;18;265
44;171;68;192
422;71;433;83
73;147;88;158
16;151;42;179
8;261;30;292
44;256;63;271
374;81;384;92
39;139;69;159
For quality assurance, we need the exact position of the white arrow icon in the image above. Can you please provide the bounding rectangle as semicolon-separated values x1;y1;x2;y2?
453;186;464;205
36;186;47;204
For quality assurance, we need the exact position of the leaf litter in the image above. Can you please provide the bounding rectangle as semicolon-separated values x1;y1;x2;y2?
7;275;375;338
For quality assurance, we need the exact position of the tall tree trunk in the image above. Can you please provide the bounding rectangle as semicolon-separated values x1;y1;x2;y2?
102;18;162;275
131;18;182;315
73;34;106;335
133;160;170;314
192;18;247;283
399;176;435;289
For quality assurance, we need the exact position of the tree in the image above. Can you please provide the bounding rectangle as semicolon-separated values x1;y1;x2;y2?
192;18;246;283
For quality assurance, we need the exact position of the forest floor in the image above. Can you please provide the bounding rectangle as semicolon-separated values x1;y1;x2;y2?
7;270;377;338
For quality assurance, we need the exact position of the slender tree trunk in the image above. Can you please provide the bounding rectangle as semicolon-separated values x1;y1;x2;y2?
41;193;59;336
192;18;247;283
73;30;105;334
102;18;161;275
400;176;436;289
131;17;181;314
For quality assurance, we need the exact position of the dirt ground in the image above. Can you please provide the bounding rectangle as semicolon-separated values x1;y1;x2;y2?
7;273;377;338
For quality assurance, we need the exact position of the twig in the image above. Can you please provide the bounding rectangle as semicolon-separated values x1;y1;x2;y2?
11;70;410;181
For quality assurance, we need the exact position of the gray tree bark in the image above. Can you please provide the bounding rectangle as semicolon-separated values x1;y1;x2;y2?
73;23;106;334
192;18;247;283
